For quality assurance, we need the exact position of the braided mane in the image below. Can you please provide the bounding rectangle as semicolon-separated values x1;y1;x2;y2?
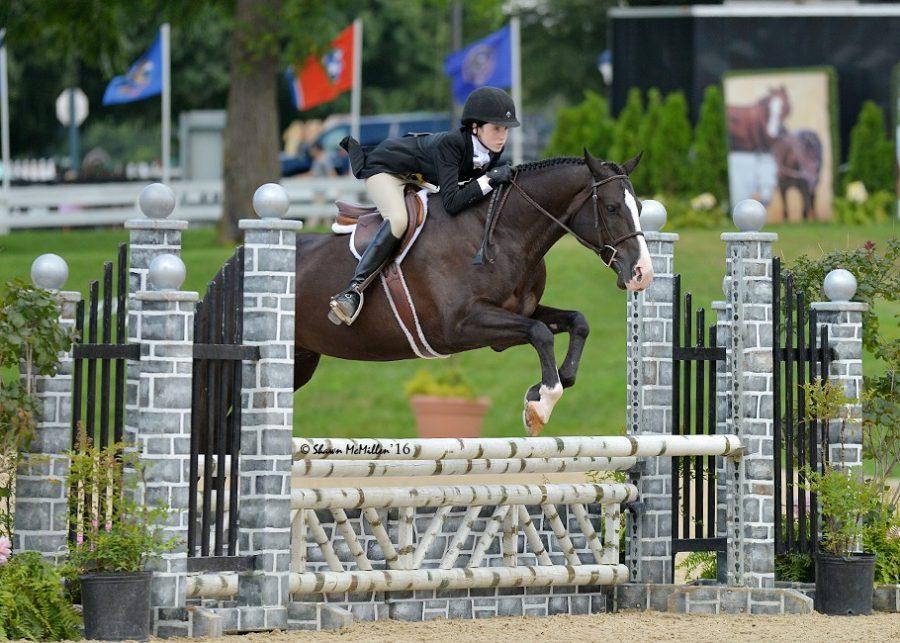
513;156;623;175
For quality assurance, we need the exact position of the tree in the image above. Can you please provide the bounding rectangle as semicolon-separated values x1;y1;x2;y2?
633;88;661;194
649;91;691;195
610;88;643;164
691;85;728;201
843;101;894;194
543;91;615;158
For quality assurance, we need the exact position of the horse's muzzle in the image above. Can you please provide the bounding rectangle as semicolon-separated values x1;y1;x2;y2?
625;259;654;292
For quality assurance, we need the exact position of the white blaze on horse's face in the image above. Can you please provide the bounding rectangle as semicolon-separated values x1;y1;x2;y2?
623;189;653;292
767;96;783;138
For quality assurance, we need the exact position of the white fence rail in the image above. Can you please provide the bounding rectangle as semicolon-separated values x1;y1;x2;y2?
0;177;368;232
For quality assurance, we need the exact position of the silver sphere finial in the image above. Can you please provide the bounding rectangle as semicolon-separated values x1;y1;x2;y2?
253;183;290;219
31;254;68;291
138;183;176;219
823;269;857;302
640;199;667;232
148;254;186;291
732;199;766;232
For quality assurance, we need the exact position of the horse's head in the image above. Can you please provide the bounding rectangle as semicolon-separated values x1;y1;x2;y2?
575;150;653;292
765;86;790;138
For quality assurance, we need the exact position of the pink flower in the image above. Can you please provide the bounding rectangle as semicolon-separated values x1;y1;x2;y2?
0;536;11;566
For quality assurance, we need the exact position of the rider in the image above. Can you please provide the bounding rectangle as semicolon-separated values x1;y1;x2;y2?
329;86;520;325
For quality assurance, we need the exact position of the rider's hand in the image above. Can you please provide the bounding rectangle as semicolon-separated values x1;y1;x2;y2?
487;164;513;187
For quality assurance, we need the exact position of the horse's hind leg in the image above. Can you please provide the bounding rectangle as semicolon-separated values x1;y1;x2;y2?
294;348;321;390
531;305;589;388
452;303;561;436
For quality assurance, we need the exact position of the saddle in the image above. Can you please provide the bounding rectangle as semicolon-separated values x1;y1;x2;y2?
331;185;446;360
333;185;424;260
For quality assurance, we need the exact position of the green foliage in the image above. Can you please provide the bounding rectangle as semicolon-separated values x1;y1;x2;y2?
66;432;176;574
677;551;717;581
863;503;900;584
404;366;477;399
843;101;895;193
803;467;881;557
653;193;727;230
775;552;814;583
631;88;660;193
650;91;692;195
0;551;82;641
0;281;75;537
691;85;728;202
832;190;895;226
544;91;615;159
610;88;644;166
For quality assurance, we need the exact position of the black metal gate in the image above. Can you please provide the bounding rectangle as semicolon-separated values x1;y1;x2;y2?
187;247;257;570
670;275;727;580
772;258;832;557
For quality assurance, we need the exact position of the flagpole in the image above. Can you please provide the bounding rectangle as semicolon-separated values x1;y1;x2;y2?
161;23;171;184
510;16;522;166
350;18;362;142
0;30;9;234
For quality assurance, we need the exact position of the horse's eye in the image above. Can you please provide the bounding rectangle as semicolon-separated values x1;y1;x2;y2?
606;204;617;214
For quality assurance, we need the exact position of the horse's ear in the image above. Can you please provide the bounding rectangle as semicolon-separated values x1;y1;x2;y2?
622;151;643;176
582;148;605;177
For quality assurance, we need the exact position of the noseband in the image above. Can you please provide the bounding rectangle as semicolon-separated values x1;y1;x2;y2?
509;173;644;268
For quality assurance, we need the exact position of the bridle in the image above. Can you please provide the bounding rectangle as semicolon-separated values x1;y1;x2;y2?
508;173;644;268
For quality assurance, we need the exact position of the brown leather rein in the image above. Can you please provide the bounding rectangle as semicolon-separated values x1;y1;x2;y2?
507;172;644;268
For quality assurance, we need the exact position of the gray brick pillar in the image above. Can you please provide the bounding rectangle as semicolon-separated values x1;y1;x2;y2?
626;200;676;584
712;300;729;542
811;270;866;472
236;184;300;630
13;257;78;561
722;203;777;589
125;183;185;295
128;256;197;636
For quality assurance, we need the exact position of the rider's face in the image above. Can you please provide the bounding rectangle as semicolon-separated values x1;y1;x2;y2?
474;123;509;153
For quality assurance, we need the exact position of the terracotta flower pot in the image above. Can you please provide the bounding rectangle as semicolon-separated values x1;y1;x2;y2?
409;395;491;438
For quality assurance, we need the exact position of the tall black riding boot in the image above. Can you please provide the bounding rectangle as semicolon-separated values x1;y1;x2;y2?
329;221;402;325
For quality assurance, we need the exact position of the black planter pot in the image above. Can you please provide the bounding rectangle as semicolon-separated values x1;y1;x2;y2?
79;571;152;641
815;552;876;615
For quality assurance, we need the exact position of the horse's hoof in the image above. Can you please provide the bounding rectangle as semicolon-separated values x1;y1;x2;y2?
327;310;344;326
523;402;545;436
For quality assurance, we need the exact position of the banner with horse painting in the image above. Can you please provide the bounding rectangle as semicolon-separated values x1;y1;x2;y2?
724;67;838;222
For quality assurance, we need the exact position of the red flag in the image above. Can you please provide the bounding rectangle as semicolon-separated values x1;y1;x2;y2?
289;23;355;111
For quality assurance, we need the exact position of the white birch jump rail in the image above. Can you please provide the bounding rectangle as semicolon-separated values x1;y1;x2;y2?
186;434;742;600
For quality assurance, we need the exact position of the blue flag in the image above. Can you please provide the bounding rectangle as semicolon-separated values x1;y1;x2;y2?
444;25;511;104
103;32;163;106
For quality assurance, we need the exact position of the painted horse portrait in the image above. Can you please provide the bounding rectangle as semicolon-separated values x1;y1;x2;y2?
771;129;822;221
727;85;791;153
293;150;653;435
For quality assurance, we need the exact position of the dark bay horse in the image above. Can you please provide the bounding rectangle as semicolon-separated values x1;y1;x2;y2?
771;129;822;221
727;86;790;153
293;150;653;435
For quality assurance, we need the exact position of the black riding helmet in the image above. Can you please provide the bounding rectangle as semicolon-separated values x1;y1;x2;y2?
461;87;520;128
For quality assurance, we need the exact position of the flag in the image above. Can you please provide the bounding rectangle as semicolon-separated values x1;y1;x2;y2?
288;23;356;111
444;25;512;104
103;31;163;105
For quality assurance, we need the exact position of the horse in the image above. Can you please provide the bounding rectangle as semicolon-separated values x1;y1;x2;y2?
727;86;791;153
771;129;822;221
293;150;653;435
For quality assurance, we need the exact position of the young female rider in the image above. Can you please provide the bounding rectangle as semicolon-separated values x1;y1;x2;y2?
329;86;520;325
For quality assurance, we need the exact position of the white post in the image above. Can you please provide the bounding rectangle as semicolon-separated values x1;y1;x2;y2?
509;16;522;166
0;29;10;234
160;23;171;184
350;18;363;142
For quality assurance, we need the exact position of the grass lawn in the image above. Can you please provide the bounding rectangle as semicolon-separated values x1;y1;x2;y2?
0;219;896;439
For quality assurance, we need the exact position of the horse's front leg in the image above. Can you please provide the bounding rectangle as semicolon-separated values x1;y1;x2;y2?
451;303;562;436
530;305;590;388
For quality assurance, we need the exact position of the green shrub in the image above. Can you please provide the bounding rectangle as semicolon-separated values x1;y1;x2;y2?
677;551;717;581
833;190;895;225
631;88;661;193
843;101;894;193
775;553;814;583
650;91;692;195
610;87;644;165
0;551;81;641
691;85;728;203
864;502;900;584
545;91;615;159
404;367;477;399
651;193;726;230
